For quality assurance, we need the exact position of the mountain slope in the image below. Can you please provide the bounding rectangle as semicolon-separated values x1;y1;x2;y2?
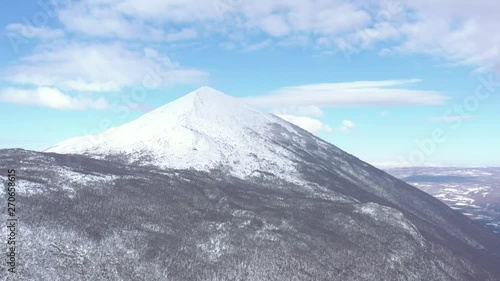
18;86;499;279
1;149;499;280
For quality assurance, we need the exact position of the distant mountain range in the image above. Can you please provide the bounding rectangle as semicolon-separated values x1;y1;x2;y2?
2;87;499;280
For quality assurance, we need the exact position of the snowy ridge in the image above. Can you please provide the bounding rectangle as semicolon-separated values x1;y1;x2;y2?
46;87;311;183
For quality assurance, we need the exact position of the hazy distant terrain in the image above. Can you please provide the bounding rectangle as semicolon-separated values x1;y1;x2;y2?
385;167;500;234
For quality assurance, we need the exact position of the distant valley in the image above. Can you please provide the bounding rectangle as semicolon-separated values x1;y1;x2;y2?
385;167;500;234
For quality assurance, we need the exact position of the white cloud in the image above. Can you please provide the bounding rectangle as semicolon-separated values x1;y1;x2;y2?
339;22;401;51
283;1;371;34
51;0;373;46
259;14;291;37
0;87;109;110
244;79;448;108
3;0;499;115
5;24;65;39
340;120;356;134
273;105;324;117
380;111;390;116
166;28;198;42
242;40;272;52
429;115;475;122
6;0;499;71
4;42;208;92
297;105;325;117
2;2;211;111
342;120;355;128
57;1;165;40
276;114;332;134
116;0;226;22
385;1;500;70
314;1;500;70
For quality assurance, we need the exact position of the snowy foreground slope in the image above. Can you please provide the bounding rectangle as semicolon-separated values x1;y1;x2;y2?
2;87;498;280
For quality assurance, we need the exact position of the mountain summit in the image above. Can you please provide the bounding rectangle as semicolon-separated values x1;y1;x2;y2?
46;86;333;183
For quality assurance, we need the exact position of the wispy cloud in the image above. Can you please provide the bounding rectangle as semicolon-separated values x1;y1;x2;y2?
100;0;500;69
0;87;109;110
57;1;166;40
273;105;324;117
6;23;65;39
391;1;500;71
2;0;498;112
6;0;500;71
166;28;198;42
4;42;208;93
429;115;475;122
243;79;448;108
242;40;272;52
2;0;210;112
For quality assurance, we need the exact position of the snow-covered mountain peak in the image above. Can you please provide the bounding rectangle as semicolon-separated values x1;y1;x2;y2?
186;86;231;101
147;86;258;125
46;87;310;182
163;86;236;113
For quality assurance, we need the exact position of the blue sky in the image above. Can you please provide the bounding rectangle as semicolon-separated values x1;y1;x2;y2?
1;0;499;167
